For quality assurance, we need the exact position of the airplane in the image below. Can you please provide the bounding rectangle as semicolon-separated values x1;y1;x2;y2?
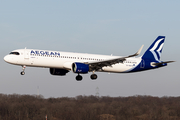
4;36;174;81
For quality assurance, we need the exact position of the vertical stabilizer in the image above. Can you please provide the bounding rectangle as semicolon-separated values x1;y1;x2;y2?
142;36;165;61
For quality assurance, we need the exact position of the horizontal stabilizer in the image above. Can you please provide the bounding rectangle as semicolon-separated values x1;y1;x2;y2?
152;61;175;66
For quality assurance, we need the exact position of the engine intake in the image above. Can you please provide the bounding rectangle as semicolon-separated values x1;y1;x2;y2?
72;63;89;73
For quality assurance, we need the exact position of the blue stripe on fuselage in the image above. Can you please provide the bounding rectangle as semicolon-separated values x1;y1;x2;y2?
123;59;163;73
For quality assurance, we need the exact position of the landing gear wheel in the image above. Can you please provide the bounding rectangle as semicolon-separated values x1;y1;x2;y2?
21;71;25;75
90;74;97;80
76;75;83;81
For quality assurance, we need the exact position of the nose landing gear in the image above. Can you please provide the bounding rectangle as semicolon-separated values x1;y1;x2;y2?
20;65;26;75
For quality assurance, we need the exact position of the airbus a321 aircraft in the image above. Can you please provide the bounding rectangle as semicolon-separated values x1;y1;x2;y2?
4;36;174;81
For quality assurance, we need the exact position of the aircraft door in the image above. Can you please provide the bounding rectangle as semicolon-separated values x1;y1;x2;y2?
140;59;145;68
24;49;29;59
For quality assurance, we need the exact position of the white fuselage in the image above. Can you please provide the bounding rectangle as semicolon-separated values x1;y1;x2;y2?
4;49;142;73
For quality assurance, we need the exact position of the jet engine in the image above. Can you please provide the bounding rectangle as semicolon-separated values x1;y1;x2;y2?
50;68;69;76
72;63;89;73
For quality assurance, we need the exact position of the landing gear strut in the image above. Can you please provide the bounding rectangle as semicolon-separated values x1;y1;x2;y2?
20;65;26;75
76;74;82;81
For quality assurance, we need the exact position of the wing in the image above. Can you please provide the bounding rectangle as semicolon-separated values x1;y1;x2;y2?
87;45;144;71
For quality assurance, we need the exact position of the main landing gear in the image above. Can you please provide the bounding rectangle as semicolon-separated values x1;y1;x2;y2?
76;74;83;81
90;71;98;80
90;74;97;80
75;73;98;81
20;65;26;75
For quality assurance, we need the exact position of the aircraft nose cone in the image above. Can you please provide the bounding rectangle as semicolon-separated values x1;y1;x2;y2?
4;55;11;63
4;55;8;62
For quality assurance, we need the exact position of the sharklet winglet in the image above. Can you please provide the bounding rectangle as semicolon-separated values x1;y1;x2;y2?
128;45;144;57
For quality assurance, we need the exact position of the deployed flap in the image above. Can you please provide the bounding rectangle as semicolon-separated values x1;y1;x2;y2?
88;45;144;71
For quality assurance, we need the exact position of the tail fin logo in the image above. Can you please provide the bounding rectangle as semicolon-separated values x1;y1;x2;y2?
142;36;165;61
149;38;164;61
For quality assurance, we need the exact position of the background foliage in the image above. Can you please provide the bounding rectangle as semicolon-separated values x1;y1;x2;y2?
0;94;180;120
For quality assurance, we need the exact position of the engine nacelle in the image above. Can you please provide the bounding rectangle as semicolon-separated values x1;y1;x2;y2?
72;63;89;73
50;68;69;76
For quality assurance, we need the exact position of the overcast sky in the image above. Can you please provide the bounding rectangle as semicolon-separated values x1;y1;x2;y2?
0;1;179;98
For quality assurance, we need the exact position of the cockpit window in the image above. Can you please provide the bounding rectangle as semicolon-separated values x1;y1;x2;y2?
9;52;20;55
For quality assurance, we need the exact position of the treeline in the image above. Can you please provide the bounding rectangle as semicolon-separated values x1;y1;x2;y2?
0;94;180;120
